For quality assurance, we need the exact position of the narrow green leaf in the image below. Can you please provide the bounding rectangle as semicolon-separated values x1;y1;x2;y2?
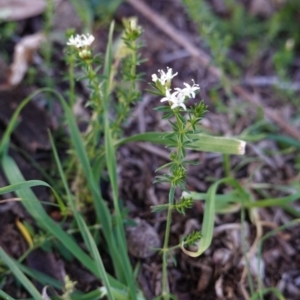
0;180;66;213
1;154;125;293
0;87;128;296
188;191;300;207
246;193;300;208
155;163;173;172
249;288;285;300
16;262;62;290
188;133;246;155
0;247;43;300
181;178;249;257
0;90;48;156
103;21;137;299
115;132;246;155
0;289;16;300
151;204;169;213
0;180;51;195
77;214;114;300
49;133;114;299
267;134;300;148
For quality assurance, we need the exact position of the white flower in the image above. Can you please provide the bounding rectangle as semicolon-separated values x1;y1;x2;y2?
81;34;95;47
66;35;80;47
67;33;95;48
160;89;176;103
170;92;186;110
175;80;200;98
152;67;178;85
152;74;158;82
161;89;187;110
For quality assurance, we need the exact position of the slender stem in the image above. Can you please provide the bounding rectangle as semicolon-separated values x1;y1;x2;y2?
161;187;175;300
83;62;104;157
161;110;187;298
174;110;187;160
68;54;76;107
111;39;139;137
44;0;54;76
222;153;231;178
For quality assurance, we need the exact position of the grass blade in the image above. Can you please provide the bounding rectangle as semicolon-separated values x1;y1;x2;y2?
0;289;17;300
116;132;246;155
188;191;300;210
0;87;129;296
0;247;43;300
0;90;45;155
187;133;246;155
1;154;126;293
16;262;63;290
49;133;114;299
181;178;249;257
102;22;137;299
77;214;114;300
0;180;66;213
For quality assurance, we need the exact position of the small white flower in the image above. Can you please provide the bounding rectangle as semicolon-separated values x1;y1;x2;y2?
80;34;95;47
175;80;200;98
160;89;176;103
162;67;178;85
238;140;246;155
66;35;80;47
67;33;95;48
170;92;186;110
152;74;158;82
152;67;178;85
129;17;138;30
161;89;187;110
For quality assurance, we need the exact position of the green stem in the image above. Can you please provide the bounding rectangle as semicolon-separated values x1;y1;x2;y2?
43;0;54;109
68;54;76;108
86;63;103;112
160;110;188;299
174;110;189;160
222;153;231;178
111;40;138;137
129;41;137;92
83;62;104;157
161;189;174;300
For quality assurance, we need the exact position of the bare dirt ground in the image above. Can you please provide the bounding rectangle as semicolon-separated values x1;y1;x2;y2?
0;0;300;299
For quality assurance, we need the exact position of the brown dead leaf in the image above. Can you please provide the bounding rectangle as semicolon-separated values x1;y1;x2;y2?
0;0;62;21
0;0;46;21
249;0;274;17
8;33;45;87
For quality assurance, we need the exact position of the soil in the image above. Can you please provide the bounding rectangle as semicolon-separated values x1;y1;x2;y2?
0;1;300;300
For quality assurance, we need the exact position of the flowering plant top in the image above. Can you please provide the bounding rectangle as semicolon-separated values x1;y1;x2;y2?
151;67;200;111
67;33;95;48
66;33;95;60
152;67;178;86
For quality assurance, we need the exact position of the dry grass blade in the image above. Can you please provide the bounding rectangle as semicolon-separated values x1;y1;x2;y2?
7;33;45;87
0;0;46;21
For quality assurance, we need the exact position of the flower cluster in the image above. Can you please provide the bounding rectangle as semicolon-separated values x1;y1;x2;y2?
152;68;200;110
152;67;178;85
67;33;95;48
67;33;95;60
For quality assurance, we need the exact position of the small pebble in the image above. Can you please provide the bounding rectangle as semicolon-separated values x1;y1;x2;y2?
126;218;160;258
